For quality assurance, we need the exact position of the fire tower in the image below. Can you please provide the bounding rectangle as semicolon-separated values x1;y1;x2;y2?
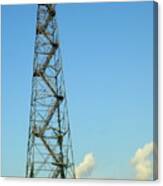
26;4;75;178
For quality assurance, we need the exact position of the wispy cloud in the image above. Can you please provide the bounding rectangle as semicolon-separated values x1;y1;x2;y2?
75;153;95;178
131;142;153;180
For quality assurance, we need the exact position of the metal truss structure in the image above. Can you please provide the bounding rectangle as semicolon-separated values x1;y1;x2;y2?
26;4;75;178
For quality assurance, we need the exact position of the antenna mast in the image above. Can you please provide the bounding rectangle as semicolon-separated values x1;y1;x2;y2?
26;4;75;178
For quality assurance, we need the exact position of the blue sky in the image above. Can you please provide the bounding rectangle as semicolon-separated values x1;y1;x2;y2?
2;2;155;179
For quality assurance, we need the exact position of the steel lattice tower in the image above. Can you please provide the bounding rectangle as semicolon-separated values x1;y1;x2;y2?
26;4;75;178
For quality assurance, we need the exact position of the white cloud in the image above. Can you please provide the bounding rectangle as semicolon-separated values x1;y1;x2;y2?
131;142;153;180
75;153;95;178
